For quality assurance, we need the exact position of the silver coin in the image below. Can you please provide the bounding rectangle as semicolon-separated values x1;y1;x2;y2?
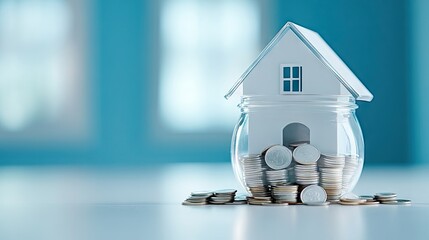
214;189;237;195
225;201;247;205
304;202;330;206
300;185;327;203
360;201;380;205
262;203;289;206
375;192;397;198
359;195;375;200
293;144;320;165
380;200;399;204
191;191;213;197
264;145;292;170
338;201;360;206
392;199;411;205
289;141;309;148
339;198;366;204
182;201;207;206
186;196;210;201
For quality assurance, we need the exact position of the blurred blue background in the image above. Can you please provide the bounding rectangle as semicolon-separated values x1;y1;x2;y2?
0;0;427;166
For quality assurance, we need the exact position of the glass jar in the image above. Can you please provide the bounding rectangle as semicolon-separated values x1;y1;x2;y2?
231;95;364;201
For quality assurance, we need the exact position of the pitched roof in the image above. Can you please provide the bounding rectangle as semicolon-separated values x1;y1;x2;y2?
224;22;373;102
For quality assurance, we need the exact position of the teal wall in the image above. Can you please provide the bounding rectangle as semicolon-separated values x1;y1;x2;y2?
410;0;429;165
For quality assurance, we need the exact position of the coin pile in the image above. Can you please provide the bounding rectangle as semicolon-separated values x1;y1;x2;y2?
337;193;411;206
339;197;366;205
234;143;414;207
374;192;396;203
374;192;411;205
287;163;296;184
293;144;320;186
183;190;411;207
182;190;246;205
247;196;272;205
266;169;290;186
209;189;237;204
359;195;380;205
248;186;271;197
263;145;293;186
342;155;359;191
227;195;248;205
271;185;299;203
294;163;319;185
240;154;270;197
318;154;345;200
182;191;213;205
286;142;307;183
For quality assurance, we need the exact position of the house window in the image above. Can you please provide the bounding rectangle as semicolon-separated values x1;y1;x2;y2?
281;65;302;93
159;0;261;132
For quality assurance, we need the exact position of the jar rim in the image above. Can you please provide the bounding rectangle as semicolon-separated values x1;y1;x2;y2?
238;95;358;111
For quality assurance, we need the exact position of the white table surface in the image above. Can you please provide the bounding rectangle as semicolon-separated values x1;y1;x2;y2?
0;163;428;240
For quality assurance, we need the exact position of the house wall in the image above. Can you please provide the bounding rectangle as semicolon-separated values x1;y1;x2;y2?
243;30;351;96
248;110;338;155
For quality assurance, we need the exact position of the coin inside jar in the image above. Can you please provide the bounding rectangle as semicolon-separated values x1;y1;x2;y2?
264;145;292;170
293;144;321;165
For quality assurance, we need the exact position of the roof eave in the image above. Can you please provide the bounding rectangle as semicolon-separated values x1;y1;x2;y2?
224;22;295;99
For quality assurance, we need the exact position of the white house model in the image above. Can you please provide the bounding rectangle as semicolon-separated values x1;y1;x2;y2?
225;22;373;155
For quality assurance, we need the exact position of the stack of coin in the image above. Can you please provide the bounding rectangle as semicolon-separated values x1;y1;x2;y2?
383;199;411;205
374;192;397;204
209;189;237;204
292;144;320;186
240;154;271;197
183;190;411;207
342;155;359;190
266;169;289;186
247;196;272;205
287;162;296;184
318;154;345;200
359;195;380;205
294;163;319;185
339;197;366;206
248;186;271;197
271;185;299;203
182;191;213;205
240;154;266;187
318;154;346;168
226;195;248;205
288;141;308;186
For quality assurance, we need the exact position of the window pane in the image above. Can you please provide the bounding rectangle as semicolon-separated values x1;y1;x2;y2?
160;0;260;132
293;66;299;78
292;80;299;92
284;80;291;92
283;66;290;78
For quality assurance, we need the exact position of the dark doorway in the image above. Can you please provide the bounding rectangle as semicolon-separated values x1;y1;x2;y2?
283;123;310;147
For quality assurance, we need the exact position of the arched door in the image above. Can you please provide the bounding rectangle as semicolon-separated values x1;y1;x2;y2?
283;123;310;147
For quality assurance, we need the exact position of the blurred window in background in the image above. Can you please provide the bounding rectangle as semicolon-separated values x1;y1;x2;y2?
0;0;89;142
159;0;261;132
